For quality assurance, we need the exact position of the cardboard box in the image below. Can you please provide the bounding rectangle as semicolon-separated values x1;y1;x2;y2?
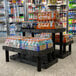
48;43;53;48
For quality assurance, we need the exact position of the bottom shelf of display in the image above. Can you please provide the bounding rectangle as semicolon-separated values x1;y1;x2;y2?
54;40;73;59
54;50;71;59
10;54;58;69
55;40;73;45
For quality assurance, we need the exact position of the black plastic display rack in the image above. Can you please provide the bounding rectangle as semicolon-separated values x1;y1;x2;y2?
55;40;74;59
21;28;66;57
21;28;73;59
3;46;58;72
3;28;74;71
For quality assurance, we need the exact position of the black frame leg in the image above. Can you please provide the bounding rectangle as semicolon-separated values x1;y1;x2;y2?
5;50;9;62
47;53;50;62
69;44;71;52
52;33;55;51
60;32;63;55
18;53;21;57
31;32;34;37
63;45;66;53
37;56;41;72
23;32;25;36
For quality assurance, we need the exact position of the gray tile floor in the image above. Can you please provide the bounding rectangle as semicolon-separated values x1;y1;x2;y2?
0;43;76;76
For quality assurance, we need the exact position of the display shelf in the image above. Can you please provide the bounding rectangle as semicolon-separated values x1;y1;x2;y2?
55;40;73;46
0;22;5;24
9;22;23;24
54;40;73;59
9;4;24;8
9;21;38;24
3;46;58;71
68;0;76;35
47;4;67;7
0;14;5;16
3;46;54;56
28;12;38;14
3;0;74;72
21;28;66;33
0;31;6;32
10;54;58;69
59;12;67;14
54;50;71;59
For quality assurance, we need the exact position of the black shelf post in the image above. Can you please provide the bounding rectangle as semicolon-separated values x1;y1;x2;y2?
23;32;25;36
63;45;66;53
5;50;9;62
37;56;41;72
60;32;63;55
69;44;71;52
31;32;34;37
52;33;55;51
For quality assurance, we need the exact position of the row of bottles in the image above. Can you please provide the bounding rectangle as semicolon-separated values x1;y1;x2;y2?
8;2;25;23
37;21;56;29
9;14;24;23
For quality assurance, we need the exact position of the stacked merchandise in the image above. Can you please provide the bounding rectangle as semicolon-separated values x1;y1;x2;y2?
25;0;63;30
55;33;73;43
37;11;63;29
5;36;53;51
68;0;76;35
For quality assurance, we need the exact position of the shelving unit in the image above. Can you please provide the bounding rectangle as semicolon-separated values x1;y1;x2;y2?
68;0;76;35
4;0;26;36
3;46;58;71
0;1;7;38
55;40;73;58
3;0;74;72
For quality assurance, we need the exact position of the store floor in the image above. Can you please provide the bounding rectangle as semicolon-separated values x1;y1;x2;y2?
0;43;76;76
